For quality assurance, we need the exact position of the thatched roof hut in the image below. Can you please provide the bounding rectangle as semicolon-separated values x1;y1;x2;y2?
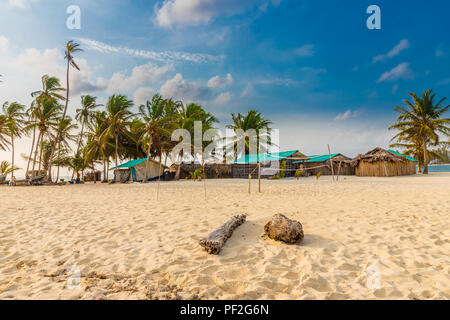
352;148;418;177
294;153;355;176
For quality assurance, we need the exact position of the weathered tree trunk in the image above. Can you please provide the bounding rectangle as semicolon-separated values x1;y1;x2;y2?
72;118;85;180
144;135;152;183
31;131;42;178
26;125;36;179
10;135;15;180
199;214;247;254
423;141;429;174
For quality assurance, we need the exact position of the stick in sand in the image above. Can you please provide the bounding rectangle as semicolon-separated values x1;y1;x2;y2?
327;144;335;182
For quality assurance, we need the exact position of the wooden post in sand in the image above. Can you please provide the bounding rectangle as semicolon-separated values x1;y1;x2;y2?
202;152;207;200
248;174;251;194
328;144;335;182
157;152;163;201
258;161;261;193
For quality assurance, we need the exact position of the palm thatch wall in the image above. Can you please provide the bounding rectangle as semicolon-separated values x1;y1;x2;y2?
352;148;417;177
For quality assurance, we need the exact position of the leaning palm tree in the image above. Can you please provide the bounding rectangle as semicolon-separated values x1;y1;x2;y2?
2;102;26;180
49;41;82;181
71;95;100;180
138;94;176;183
99;95;134;174
389;90;450;174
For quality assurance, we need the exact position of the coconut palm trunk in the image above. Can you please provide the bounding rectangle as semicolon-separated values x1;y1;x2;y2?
114;133;119;181
144;136;152;183
32;132;42;177
26;126;36;179
175;150;183;180
10;135;14;180
423;140;429;174
71;117;86;180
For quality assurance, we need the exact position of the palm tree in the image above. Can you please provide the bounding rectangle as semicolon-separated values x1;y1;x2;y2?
2;102;26;180
99;95;134;175
30;97;62;178
226;110;273;156
389;90;450;174
138;94;176;182
71;95;100;180
0;114;9;151
27;75;65;178
0;160;19;176
54;117;78;182
172;102;212;180
226;110;272;192
49;41;82;182
85;111;112;182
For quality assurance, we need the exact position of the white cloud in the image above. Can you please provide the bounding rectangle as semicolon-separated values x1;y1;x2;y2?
0;35;9;51
154;0;281;28
133;87;155;106
392;84;399;94
294;44;315;57
257;78;302;86
437;78;450;86
207;73;233;89
240;83;254;98
7;0;38;8
78;38;223;64
435;43;445;57
334;109;363;121
214;92;232;105
160;73;208;102
373;39;410;63
98;62;173;94
376;62;414;83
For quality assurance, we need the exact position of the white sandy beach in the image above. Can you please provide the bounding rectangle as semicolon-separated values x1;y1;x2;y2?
0;174;449;300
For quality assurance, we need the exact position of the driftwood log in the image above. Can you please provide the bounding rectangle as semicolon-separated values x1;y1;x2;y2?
199;214;247;254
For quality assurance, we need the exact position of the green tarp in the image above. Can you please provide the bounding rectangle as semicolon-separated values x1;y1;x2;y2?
111;158;148;170
234;150;298;164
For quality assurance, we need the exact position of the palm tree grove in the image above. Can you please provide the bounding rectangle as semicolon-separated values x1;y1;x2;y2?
1;41;449;185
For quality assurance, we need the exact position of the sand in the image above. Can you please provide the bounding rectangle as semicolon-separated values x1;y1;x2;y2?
0;174;449;300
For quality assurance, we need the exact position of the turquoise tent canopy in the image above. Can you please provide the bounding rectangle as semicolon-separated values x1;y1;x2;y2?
386;150;418;162
294;153;341;164
110;158;149;170
234;150;299;164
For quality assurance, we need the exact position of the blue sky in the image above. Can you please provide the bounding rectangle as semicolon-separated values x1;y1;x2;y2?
0;0;449;173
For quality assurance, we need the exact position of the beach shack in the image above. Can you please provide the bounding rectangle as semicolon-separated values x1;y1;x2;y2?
232;150;307;179
294;153;355;176
351;148;418;177
112;158;165;183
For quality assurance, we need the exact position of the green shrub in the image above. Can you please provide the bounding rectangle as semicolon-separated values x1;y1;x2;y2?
316;172;322;180
295;170;303;180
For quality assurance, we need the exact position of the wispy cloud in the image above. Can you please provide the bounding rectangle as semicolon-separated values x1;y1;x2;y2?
334;109;363;121
376;62;414;83
77;38;224;64
435;43;445;57
154;0;282;28
373;39;410;63
437;78;450;85
294;44;315;57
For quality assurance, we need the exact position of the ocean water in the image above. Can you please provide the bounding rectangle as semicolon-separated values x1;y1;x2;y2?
428;165;450;173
